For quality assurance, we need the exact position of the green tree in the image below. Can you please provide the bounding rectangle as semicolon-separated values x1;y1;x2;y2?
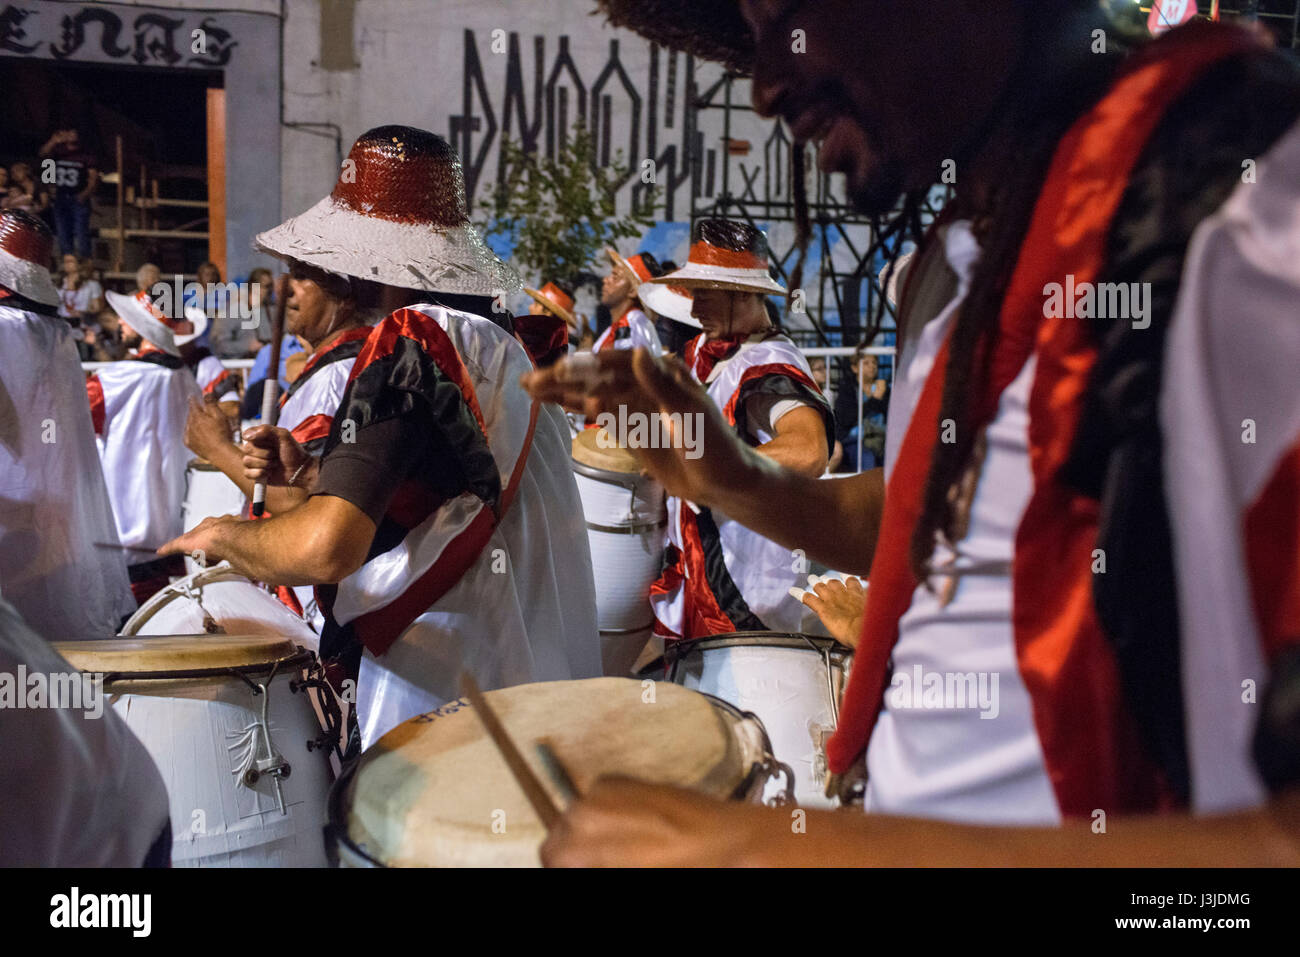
477;122;659;286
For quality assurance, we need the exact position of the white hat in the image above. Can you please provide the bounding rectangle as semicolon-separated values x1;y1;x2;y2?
648;218;784;296
639;281;701;328
0;210;60;307
173;305;209;347
256;125;520;298
105;289;182;357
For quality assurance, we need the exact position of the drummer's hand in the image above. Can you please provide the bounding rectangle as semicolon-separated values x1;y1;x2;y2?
241;424;315;488
790;575;867;648
541;777;764;867
184;395;233;459
520;348;754;507
158;514;238;565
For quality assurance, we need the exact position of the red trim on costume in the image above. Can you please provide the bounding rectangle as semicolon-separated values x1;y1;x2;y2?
826;22;1260;819
86;373;105;436
672;508;742;639
276;585;304;617
202;368;236;397
687;241;766;271
1244;437;1300;661
595;315;631;354
281;326;373;409
352;397;541;658
289;413;333;445
349;308;488;436
720;363;821;425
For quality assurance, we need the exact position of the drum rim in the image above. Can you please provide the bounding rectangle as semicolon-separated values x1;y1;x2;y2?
120;562;278;635
325;688;779;868
666;631;854;663
72;647;315;685
571;458;661;486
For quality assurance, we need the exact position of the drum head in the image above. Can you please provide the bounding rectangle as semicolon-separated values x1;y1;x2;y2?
571;427;641;474
53;634;302;675
338;677;764;867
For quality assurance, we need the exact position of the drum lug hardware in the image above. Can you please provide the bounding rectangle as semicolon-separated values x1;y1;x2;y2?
228;678;291;813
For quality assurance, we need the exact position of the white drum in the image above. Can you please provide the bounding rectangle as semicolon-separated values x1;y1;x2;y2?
54;635;342;867
121;563;318;653
571;428;666;675
327;677;792;867
182;458;246;575
666;632;853;808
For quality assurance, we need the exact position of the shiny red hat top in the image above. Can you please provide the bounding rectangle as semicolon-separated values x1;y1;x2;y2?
0;209;55;266
330;125;469;228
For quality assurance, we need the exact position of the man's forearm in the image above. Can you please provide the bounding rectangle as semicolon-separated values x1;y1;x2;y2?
706;455;883;576
203;510;333;586
205;439;312;514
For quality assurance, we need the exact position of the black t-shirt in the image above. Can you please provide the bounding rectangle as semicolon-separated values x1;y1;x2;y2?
52;149;96;198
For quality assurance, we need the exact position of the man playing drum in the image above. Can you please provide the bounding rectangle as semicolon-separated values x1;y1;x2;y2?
521;0;1300;865
642;218;833;642
160;126;601;750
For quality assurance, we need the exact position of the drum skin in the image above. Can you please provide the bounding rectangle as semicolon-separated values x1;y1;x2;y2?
667;633;852;808
330;677;771;867
54;635;333;867
120;564;318;654
571;430;666;674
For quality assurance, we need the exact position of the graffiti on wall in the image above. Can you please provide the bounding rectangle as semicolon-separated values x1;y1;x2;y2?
0;3;238;68
451;29;801;221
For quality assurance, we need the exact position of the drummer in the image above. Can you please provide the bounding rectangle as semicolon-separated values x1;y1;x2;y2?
182;268;373;515
94;288;203;603
0;209;135;636
592;248;664;354
523;0;1300;865
640;218;833;642
639;266;701;358
160;125;601;750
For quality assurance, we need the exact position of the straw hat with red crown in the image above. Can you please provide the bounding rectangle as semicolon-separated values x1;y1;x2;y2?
649;218;784;296
0;209;60;308
255;125;520;297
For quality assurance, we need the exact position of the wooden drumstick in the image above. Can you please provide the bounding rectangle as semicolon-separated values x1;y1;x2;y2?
459;672;561;830
252;273;289;517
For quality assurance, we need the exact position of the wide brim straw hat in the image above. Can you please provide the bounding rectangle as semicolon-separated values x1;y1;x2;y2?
524;282;578;328
649;218;785;296
106;290;182;357
639;281;701;328
256;125;521;298
173;305;209;347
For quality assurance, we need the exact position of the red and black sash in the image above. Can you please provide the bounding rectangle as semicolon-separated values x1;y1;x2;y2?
825;23;1263;817
278;325;373;409
316;308;537;661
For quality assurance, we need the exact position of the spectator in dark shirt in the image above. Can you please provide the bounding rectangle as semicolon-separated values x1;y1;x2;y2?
832;343;890;471
40;130;99;258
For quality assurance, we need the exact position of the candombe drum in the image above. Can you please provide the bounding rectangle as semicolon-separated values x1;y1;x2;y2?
666;632;853;808
182;458;247;575
54;635;343;867
326;677;794;867
121;563;318;653
571;428;666;676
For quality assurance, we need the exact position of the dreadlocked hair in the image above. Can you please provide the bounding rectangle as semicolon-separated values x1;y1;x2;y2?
908;23;1133;584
